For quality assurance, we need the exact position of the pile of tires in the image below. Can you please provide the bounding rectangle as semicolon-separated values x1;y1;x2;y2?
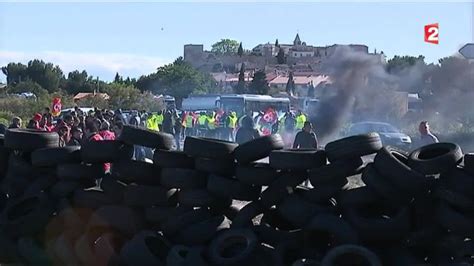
0;128;473;266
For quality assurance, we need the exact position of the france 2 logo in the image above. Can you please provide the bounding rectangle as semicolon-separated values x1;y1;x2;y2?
424;23;439;44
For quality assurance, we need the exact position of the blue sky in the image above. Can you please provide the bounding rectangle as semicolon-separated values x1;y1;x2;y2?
0;1;472;82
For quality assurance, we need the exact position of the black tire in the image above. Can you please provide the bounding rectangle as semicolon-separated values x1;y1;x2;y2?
0;231;20;263
177;189;216;207
324;133;382;162
145;206;193;225
321;245;382;266
232;201;264;228
1;191;54;238
0;145;10;180
309;157;363;186
343;204;411;242
305;214;359;247
260;172;308;209
119;125;174;150
57;163;105;182
49;180;82;199
195;157;236;177
234;134;284;164
72;189;116;210
184;137;238;159
23;174;57;196
260;208;298;231
153;150;195;169
374;147;428;193
361;164;412;205
7;153;34;178
434;186;474;212
269;149;327;171
208;228;258;266
436;201;474;236
1;173;30;198
337;186;380;208
174;215;229;245
300;178;349;203
464;153;474;176
112;160;160;185
161;168;207;189
120;231;171;266
408;142;463;175
17;237;51;265
278;193;337;228
207;174;261;201
441;167;474;198
31;146;81;167
236;163;278;186
4;128;59;151
161;208;211;236
88;205;144;238
100;176;128;203
166;245;192;266
93;232;126;266
81;140;133;163
124;184;177;207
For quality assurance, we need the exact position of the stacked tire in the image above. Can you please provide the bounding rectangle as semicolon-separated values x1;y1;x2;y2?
1;129;474;266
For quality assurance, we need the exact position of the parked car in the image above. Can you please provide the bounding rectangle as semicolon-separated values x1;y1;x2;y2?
347;121;412;149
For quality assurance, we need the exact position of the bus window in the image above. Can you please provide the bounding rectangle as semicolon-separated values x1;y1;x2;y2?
221;98;245;115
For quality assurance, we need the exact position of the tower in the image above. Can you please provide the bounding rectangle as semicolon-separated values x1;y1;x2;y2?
293;33;302;46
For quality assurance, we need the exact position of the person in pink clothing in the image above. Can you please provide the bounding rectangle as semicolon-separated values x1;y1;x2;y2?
99;120;116;140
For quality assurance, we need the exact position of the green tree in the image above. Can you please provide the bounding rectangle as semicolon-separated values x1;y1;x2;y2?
275;39;279;47
211;39;240;55
249;70;269;95
2;60;63;92
234;64;246;94
63;70;98;95
1;63;27;85
114;72;123;83
386;55;425;74
238;42;244;57
286;72;295;96
277;48;286;64
136;57;216;107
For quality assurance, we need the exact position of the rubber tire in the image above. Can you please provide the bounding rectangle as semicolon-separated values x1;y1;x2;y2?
441;167;474;198
361;164;412;205
236;163;278;186
208;228;258;266
119;125;174;149
88;205;144;238
145;206;193;225
464;153;474;176
408;142;463;175
161;168;207;189
124;184;177;207
31;146;81;167
57;163;105;181
269;149;327;171
100;176;128;203
81;140;133;163
1;191;54;238
321;245;382;266
300;178;349;203
184;137;238;159
4;128;59;151
309;157;363;186
112;160;160;185
260;172;308;209
153;150;195;169
166;245;192;266
305;214;359;246
324;133;382;162
49;180;82;199
234;134;284;164
278;193;337;228
434;186;474;212
72;189;116;210
436;201;474;236
232;201;264;228
173;215;230;245
207;174;261;201
161;208;212;236
177;189;217;207
374;147;428;193
337;186;380;208
195;156;236;177
120;231;171;266
0;231;20;263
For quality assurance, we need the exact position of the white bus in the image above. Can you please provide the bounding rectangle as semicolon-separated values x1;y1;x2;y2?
219;94;290;117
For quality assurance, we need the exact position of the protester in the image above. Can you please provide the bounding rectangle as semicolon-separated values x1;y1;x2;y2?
236;116;260;144
293;121;318;149
99;120;116;140
68;127;83;146
113;121;124;138
9;117;22;129
26;119;39;129
0;124;6;134
57;124;70;147
162;109;174;134
419;121;439;146
174;117;182;150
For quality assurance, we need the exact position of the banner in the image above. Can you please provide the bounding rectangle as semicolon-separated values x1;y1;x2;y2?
52;97;62;117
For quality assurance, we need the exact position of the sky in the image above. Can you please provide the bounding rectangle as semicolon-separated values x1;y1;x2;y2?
0;1;472;82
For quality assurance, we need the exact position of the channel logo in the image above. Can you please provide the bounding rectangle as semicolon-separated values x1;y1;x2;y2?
424;23;439;44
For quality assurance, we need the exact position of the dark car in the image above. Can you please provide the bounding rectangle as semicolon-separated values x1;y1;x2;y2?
348;121;412;149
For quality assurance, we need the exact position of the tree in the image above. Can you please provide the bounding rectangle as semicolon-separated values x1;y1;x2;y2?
63;70;99;95
307;82;315;98
277;48;286;64
234;64;246;94
114;72;123;83
2;63;27;85
286;72;296;96
275;39;279;47
2;60;63;92
238;42;244;57
386;55;425;74
211;39;240;55
249;70;269;95
136;56;217;107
